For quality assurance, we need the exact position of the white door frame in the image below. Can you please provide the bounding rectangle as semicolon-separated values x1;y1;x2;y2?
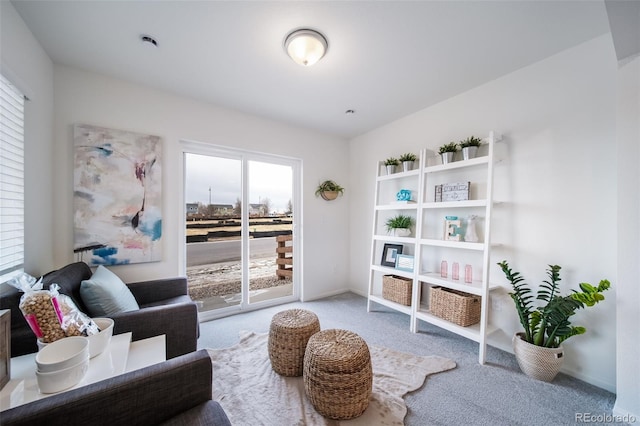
181;140;302;321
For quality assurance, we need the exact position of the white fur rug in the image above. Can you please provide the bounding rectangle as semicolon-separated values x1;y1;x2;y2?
208;331;456;425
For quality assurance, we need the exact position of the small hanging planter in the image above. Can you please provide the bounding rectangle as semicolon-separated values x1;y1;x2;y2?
315;180;344;201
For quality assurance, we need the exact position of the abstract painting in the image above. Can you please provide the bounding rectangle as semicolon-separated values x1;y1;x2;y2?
73;124;162;265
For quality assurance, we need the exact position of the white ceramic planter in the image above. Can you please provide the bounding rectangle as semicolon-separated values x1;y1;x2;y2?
391;228;411;237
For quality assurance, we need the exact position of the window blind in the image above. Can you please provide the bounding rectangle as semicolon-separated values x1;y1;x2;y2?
0;74;25;283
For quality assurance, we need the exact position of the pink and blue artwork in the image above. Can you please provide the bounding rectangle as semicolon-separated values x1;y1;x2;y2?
73;124;162;265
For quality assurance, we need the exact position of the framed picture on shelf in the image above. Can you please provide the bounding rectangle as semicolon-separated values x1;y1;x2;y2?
381;243;403;267
395;254;414;272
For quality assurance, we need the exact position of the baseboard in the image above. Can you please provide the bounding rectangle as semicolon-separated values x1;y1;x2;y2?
612;403;639;424
301;288;350;302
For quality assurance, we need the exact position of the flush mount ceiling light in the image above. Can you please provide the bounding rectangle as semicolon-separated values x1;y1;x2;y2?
284;28;328;66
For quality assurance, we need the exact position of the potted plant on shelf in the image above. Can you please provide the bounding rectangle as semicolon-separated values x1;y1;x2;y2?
437;142;458;165
399;153;417;172
315;180;344;201
385;214;414;237
384;157;400;175
497;260;611;382
459;136;483;160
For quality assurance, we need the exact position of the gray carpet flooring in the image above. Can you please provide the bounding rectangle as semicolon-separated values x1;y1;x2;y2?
197;292;617;426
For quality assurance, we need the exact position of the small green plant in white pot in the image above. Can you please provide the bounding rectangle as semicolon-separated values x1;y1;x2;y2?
399;153;417;172
437;142;458;165
384;157;400;175
460;136;483;160
385;214;414;237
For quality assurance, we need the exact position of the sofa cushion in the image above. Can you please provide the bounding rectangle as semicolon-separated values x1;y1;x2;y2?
80;265;140;316
41;262;93;313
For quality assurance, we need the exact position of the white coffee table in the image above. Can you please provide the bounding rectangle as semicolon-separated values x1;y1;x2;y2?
0;332;166;411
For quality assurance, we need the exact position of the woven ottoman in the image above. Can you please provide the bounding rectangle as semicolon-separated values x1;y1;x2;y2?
303;329;372;420
268;309;321;376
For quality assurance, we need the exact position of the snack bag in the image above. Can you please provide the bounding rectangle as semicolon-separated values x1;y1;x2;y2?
8;273;66;343
57;293;100;337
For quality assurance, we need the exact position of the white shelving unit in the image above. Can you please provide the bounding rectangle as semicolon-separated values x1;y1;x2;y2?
367;131;501;364
367;153;424;329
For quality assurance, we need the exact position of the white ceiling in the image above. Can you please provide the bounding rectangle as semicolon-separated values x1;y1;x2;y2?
11;1;611;139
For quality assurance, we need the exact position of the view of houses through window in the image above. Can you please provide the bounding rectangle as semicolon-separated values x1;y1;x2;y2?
184;152;295;313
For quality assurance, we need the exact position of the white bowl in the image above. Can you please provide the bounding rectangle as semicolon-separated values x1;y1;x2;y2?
35;336;89;373
88;318;114;358
36;338;48;351
36;358;89;394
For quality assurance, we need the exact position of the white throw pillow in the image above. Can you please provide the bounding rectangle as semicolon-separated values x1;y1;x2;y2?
80;265;140;316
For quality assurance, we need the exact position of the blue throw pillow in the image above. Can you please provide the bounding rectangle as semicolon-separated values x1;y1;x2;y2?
80;265;140;316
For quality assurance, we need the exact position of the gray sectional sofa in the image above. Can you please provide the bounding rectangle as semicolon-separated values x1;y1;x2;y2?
1;349;231;426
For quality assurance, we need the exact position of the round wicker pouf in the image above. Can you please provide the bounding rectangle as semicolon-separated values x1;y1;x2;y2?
303;329;372;420
268;309;321;376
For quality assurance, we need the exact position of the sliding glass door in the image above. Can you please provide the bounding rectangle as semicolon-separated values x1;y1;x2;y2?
183;145;299;318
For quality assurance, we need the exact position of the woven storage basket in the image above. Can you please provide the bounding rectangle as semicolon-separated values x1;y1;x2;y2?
429;286;481;327
303;329;372;420
382;275;412;306
268;309;321;377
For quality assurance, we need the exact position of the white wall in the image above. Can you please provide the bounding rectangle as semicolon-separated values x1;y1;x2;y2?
0;1;55;276
52;66;349;301
348;35;618;391
613;55;640;419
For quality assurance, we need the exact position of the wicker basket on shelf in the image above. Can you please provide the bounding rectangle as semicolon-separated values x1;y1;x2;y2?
429;286;481;326
382;275;412;306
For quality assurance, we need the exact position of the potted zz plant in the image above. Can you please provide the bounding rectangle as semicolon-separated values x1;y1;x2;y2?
459;136;482;160
385;214;414;237
438;142;458;165
315;180;344;201
399;153;417;172
497;261;611;382
384;157;400;175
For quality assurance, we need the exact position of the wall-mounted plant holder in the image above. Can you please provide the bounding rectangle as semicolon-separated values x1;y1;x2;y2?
315;180;344;201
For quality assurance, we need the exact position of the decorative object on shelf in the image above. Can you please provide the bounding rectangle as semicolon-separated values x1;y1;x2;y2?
464;265;473;283
315;180;344;201
399;153;417;172
497;261;611;382
395;254;414;272
452;262;460;280
434;181;470;202
429;287;481;327
382;275;413;306
464;215;479;242
440;260;448;278
383;157;400;175
460;136;483;160
381;243;403;267
385;214;414;237
444;216;462;241
395;189;412;202
437;142;458;165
